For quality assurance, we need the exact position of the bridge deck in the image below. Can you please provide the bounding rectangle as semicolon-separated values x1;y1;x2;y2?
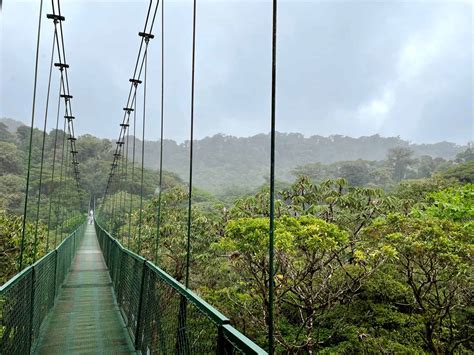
34;224;136;354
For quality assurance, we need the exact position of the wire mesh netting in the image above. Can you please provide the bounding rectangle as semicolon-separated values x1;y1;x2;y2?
55;231;76;295
31;252;56;345
221;324;267;355
136;266;219;354
0;223;85;355
98;227;144;341
0;268;33;354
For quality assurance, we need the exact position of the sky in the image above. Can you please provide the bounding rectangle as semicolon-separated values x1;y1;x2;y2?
1;0;473;144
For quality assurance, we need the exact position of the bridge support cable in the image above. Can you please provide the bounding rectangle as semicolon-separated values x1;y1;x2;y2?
111;171;116;231
268;0;278;353
32;21;58;263
137;39;151;254
121;124;130;239
174;3;197;351
63;124;71;237
18;0;44;271
185;0;197;290
154;0;165;264
117;139;126;235
46;73;64;252
100;0;156;207
51;0;83;208
99;0;160;246
128;89;138;248
55;104;68;246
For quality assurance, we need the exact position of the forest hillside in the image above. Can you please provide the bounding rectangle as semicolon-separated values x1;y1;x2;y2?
1;118;468;195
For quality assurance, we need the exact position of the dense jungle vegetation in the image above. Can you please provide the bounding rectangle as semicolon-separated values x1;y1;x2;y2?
1;118;473;353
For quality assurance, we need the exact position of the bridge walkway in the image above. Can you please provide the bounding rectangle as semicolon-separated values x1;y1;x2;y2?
34;224;136;354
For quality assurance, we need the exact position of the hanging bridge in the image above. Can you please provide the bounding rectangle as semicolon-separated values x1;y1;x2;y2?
1;0;277;354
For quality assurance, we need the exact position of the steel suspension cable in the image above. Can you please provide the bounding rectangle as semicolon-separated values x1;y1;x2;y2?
128;87;138;248
137;43;149;254
32;24;57;262
63;126;71;236
111;173;116;230
268;0;278;353
101;0;159;218
46;73;64;252
122;126;130;238
54;104;68;246
52;0;82;196
155;0;165;264
185;0;197;289
18;0;44;271
118;134;125;239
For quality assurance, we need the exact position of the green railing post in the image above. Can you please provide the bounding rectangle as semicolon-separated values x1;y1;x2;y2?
176;295;190;354
155;287;167;354
28;266;36;354
134;260;147;350
217;325;226;354
52;249;58;301
73;231;76;256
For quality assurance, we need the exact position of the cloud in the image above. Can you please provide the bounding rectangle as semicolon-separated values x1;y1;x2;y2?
357;89;395;131
0;0;472;144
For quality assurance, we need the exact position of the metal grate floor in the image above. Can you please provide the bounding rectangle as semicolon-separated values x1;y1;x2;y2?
34;224;136;354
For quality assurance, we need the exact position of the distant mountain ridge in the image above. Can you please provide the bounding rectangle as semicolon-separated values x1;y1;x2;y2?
0;118;25;133
133;133;467;194
1;118;468;194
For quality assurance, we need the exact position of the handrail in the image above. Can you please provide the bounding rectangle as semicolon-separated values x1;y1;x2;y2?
0;265;33;294
0;225;85;294
0;221;86;355
94;219;267;354
147;262;231;325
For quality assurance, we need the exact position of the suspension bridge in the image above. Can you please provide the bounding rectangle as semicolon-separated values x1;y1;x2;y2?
1;0;277;354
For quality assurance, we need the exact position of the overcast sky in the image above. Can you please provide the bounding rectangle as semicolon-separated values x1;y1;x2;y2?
1;0;473;144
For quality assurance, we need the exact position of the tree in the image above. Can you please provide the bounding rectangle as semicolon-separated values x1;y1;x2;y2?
129;185;219;285
214;216;391;353
387;147;415;182
441;161;474;184
365;185;473;353
0;174;25;213
0;142;22;176
337;161;370;186
455;147;474;163
0;122;14;143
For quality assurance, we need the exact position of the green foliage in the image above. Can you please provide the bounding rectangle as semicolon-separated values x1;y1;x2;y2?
455;147;474;163
392;176;459;212
0;211;47;283
214;215;391;352
441;161;474;184
0;174;25;213
114;185;220;285
0;142;23;176
423;184;474;222
366;213;473;353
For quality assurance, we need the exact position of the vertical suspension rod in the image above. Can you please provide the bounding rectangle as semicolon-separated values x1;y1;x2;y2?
185;0;197;289
18;0;44;271
137;42;149;254
268;0;278;353
155;0;165;263
32;24;57;262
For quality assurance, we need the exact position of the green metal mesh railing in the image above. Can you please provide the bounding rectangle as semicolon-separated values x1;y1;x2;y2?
0;223;85;354
95;221;266;355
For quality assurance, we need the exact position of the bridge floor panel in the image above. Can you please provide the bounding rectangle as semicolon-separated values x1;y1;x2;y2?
34;224;136;354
